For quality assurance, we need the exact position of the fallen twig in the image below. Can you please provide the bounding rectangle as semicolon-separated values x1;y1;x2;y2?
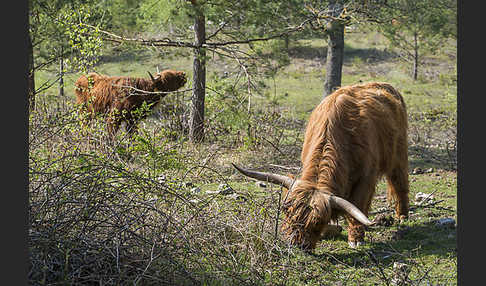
370;199;453;216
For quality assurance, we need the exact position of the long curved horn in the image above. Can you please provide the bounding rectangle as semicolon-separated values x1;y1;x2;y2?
147;71;155;82
328;195;374;226
232;163;294;189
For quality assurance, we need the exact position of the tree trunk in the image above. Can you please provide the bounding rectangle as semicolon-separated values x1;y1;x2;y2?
28;28;35;112
189;4;206;143
284;34;290;53
59;48;64;98
323;2;345;98
413;32;418;80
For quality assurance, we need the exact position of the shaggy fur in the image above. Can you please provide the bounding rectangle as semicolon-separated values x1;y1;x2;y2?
281;82;409;250
74;69;187;136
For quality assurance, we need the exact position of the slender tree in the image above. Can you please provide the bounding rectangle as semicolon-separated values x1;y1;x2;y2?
28;20;35;112
189;0;206;142
375;0;456;80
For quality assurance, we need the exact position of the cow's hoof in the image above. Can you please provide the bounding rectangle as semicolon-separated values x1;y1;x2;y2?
348;240;365;248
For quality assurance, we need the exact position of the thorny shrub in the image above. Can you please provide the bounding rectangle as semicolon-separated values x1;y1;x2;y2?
407;104;457;170
28;99;300;285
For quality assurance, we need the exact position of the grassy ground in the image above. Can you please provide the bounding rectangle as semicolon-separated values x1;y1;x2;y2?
30;30;457;285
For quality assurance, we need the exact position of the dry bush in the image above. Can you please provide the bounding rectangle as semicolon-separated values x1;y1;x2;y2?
407;107;457;170
28;101;299;285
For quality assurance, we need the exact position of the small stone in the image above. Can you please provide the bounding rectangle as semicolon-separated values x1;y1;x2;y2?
256;181;267;188
206;184;234;195
218;183;227;190
157;175;166;183
227;193;247;201
436;218;456;227
218;183;234;195
415;192;434;203
412;167;423;175
393;262;409;271
191;187;201;193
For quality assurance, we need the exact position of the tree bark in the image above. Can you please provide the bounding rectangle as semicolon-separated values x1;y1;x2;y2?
323;2;345;98
189;4;206;142
413;32;418;80
28;26;35;112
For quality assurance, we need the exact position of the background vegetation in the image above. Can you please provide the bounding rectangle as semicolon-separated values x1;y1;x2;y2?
29;0;456;285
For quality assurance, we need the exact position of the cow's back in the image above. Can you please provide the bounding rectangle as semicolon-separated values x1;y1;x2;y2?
351;82;407;172
74;73;106;104
300;82;407;184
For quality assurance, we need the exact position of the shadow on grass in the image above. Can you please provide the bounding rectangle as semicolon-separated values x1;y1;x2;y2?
288;45;327;60
408;145;457;171
343;45;396;64
311;220;456;268
287;43;396;64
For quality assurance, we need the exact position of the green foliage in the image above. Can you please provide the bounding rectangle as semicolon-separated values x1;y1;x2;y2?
205;73;251;139
136;0;191;35
29;0;104;100
375;0;456;79
250;39;291;73
123;128;185;172
60;6;103;72
99;0;141;33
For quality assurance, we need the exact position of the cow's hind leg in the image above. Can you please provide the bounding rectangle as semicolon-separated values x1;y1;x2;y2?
386;164;410;222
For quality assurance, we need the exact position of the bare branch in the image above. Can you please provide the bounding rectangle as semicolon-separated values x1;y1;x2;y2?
110;83;194;96
81;19;311;50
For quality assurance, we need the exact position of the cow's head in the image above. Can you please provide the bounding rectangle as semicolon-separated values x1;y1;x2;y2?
232;163;373;250
147;69;187;92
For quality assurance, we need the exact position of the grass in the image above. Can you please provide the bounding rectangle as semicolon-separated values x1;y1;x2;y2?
30;29;457;285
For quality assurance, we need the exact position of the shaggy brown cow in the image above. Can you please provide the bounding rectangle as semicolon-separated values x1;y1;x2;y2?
233;82;409;250
74;69;187;136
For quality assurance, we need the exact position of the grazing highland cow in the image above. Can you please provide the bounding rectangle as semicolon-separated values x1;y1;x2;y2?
233;82;409;250
74;69;187;136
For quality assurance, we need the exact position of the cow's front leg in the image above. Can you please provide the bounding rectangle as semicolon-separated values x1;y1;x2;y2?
345;175;376;248
346;217;366;248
